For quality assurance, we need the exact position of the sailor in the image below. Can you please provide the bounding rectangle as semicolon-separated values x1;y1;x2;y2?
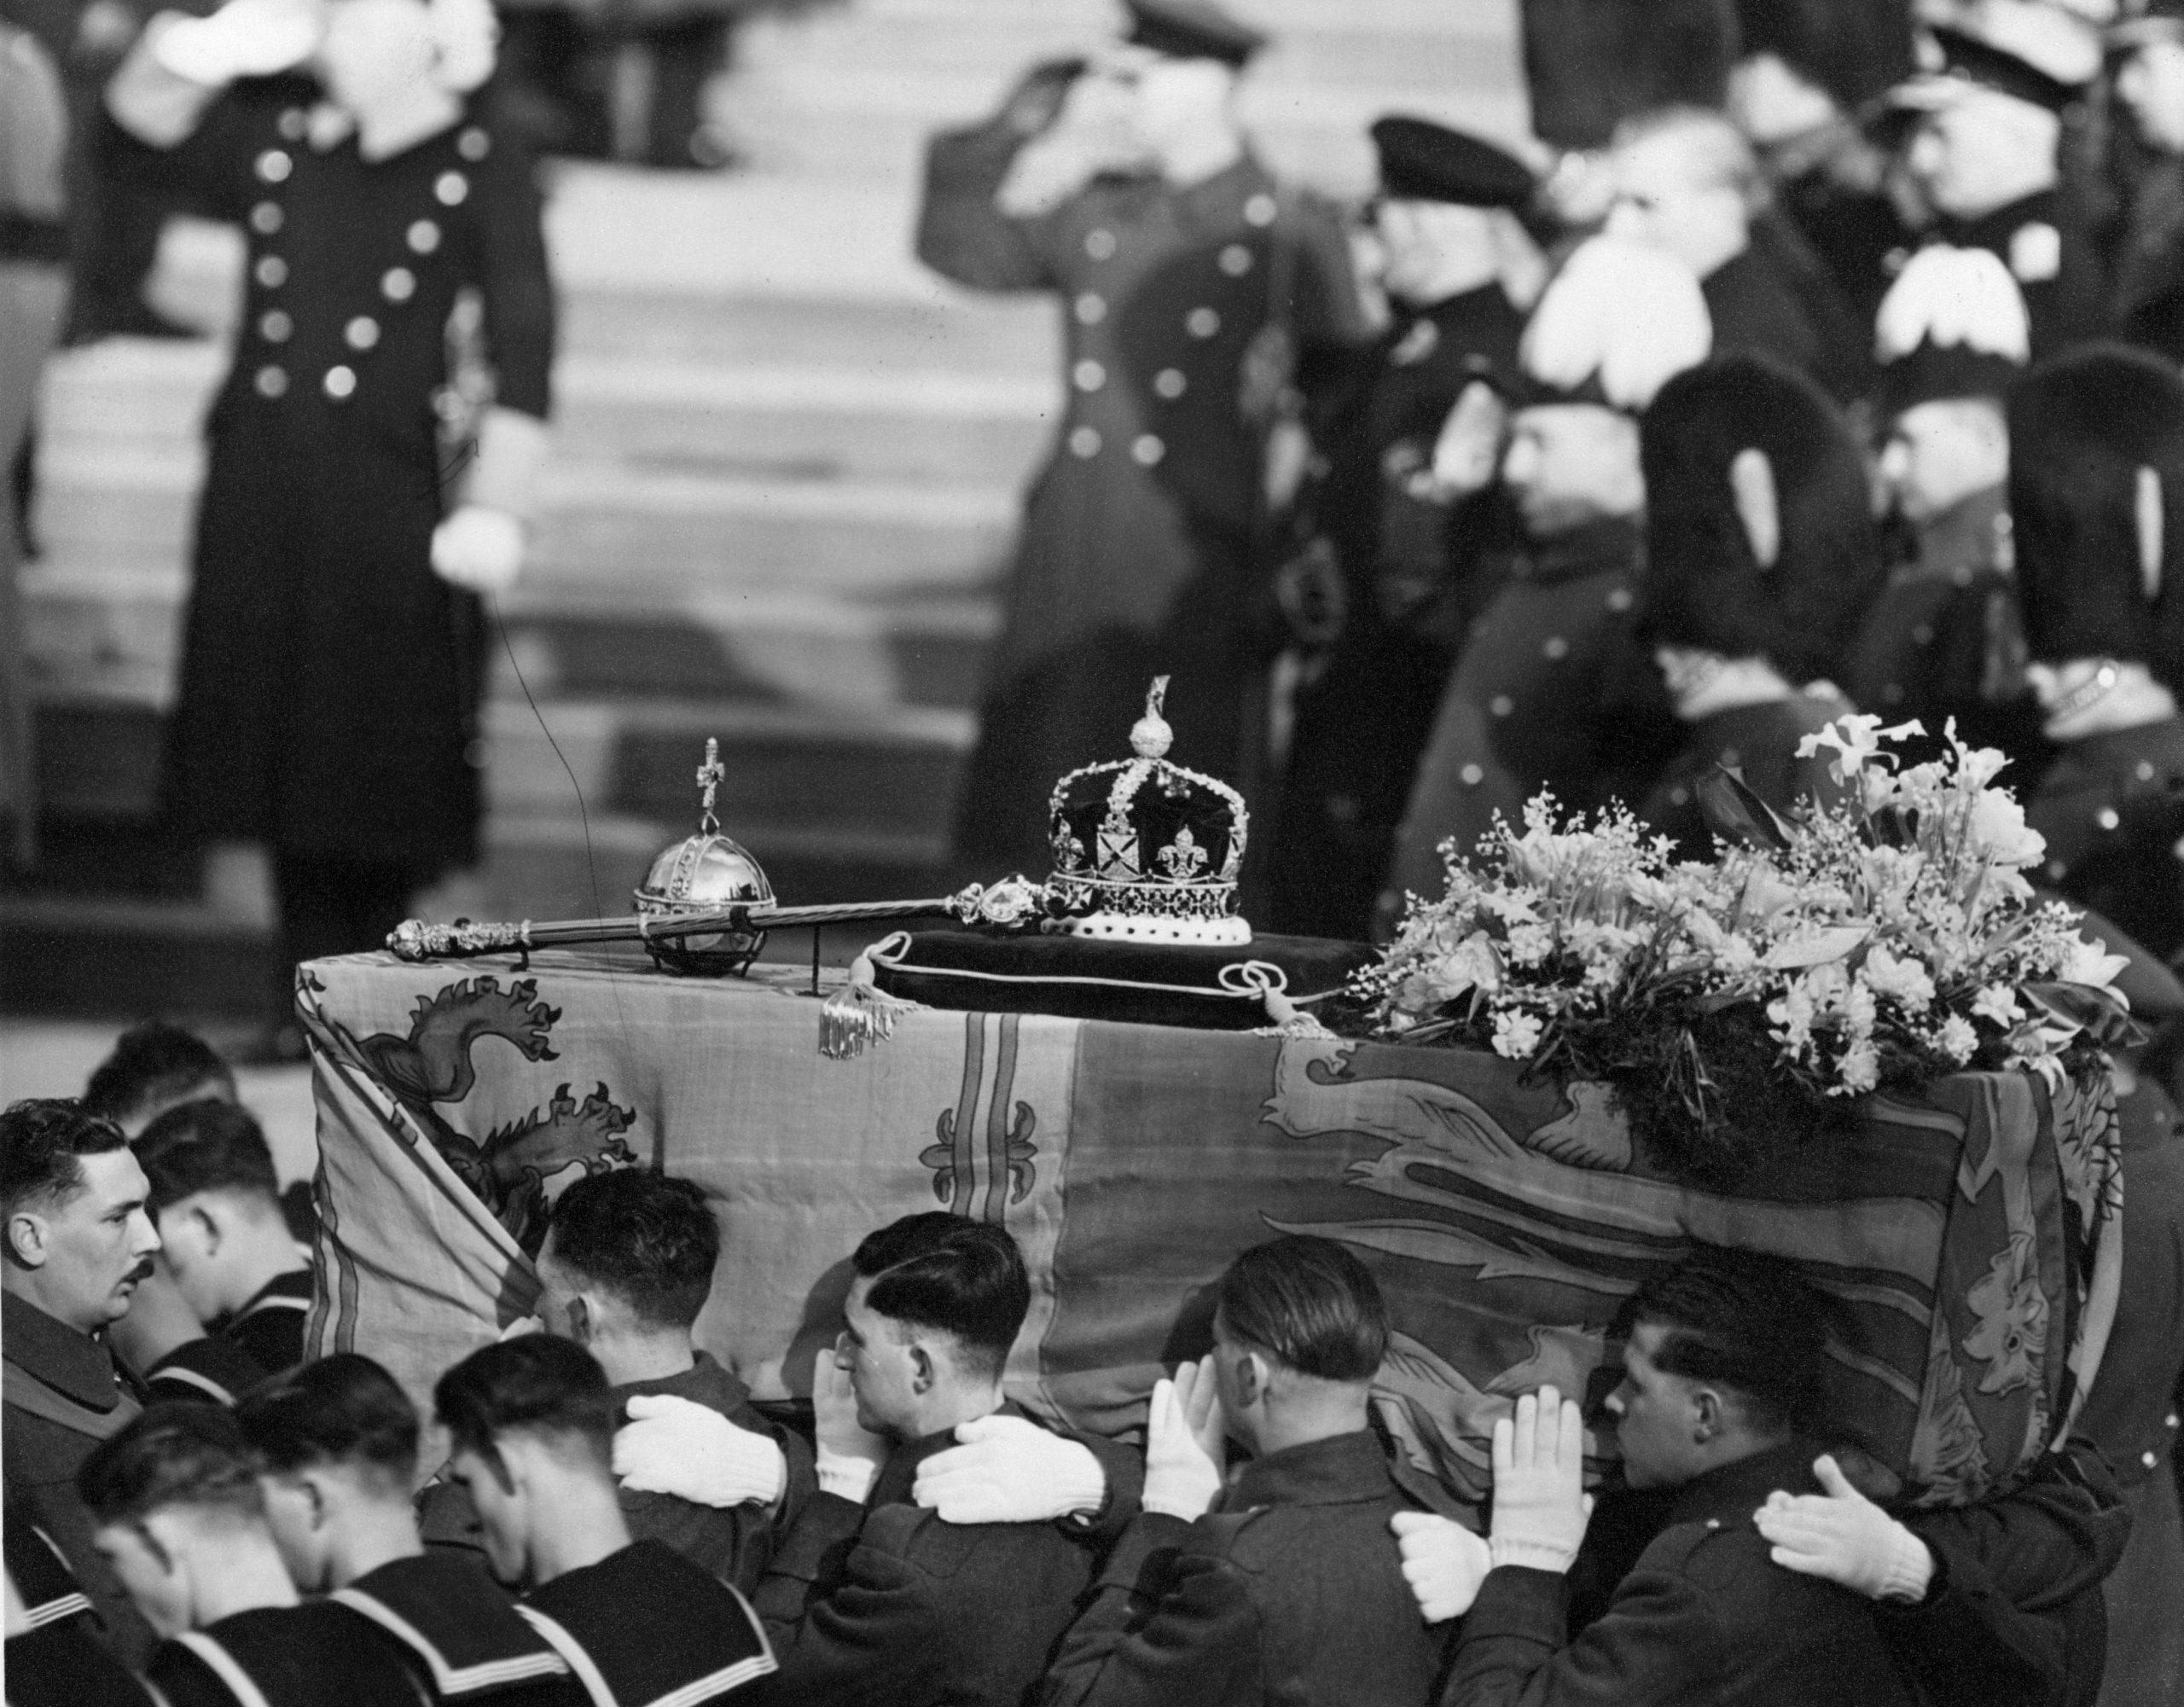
916;0;1368;878
1635;354;1885;857
1378;234;1705;924
1844;245;2045;776
103;0;555;1051
1265;117;1540;940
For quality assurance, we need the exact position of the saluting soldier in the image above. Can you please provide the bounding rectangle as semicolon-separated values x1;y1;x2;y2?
1635;354;1883;859
1264;118;1540;941
1844;245;2046;777
1883;5;2108;362
104;0;555;1048
1377;235;1705;924
916;0;1368;880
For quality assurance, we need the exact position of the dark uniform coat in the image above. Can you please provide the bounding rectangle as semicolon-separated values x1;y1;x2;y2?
107;78;555;880
1043;1427;1462;1707
1702;214;1872;405
522;1537;776;1705
917;113;1368;876
145;1602;433;1707
1266;282;1526;939
748;1402;1101;1707
1641;688;1856;861
1931;189;2106;363
2025;718;2184;961
2112;157;2184;368
1;1291;153;1666
1443;1441;1920;1706
1842;485;2047;779
330;1550;577;1707
3;1509;154;1707
1382;518;1676;912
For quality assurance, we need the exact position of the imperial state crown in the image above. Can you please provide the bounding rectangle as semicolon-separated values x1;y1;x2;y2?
1046;678;1251;944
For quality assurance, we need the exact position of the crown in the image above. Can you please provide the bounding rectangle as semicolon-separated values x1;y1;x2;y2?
1045;678;1252;945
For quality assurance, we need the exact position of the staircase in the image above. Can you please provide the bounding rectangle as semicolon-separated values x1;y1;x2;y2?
6;0;1526;1015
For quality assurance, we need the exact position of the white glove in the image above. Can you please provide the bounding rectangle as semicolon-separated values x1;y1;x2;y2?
1391;1510;1493;1623
913;1413;1107;1524
431;506;525;595
150;0;322;84
812;1354;887;1504
612;1393;787;1508
1488;1386;1593;1573
1141;1354;1225;1522
1754;1454;1933;1603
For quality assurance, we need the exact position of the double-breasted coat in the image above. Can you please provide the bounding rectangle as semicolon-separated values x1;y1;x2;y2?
917;111;1367;877
108;77;555;879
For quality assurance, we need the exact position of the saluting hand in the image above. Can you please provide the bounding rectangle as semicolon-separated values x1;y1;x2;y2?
1486;1386;1592;1574
1141;1353;1226;1521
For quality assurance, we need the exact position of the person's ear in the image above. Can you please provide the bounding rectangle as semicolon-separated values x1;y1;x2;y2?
909;1342;936;1396
1235;1350;1271;1412
2139;465;2164;602
1730;447;1780;569
5;1210;49;1269
1691;1387;1723;1443
564;1293;592;1346
299;1471;331;1533
189;1203;222;1257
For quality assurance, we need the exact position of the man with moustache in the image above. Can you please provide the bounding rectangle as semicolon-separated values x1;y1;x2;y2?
2;1097;166;1664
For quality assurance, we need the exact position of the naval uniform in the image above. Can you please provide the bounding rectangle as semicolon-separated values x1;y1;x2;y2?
520;1537;776;1707
1842;485;2048;781
329;1550;575;1706
1382;517;1678;912
145;1601;433;1707
104;78;555;973
1266;282;1526;939
1043;1428;1463;1707
1641;688;1857;861
1928;189;2106;361
3;1507;154;1707
918;109;1368;876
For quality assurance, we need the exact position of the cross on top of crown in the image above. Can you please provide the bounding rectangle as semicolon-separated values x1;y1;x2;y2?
697;737;723;833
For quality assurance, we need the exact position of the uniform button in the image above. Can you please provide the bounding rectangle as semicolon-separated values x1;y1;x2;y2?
255;148;293;183
250;201;283;235
1153;368;1187;399
1911;624;1934;645
1131;434;1165;466
2098;807;2121;831
1244;193;1277;227
2146;1451;2161;1469
1950;565;1972;587
1721;749;1740;768
1670;787;1691;805
1460;764;1484;787
1490;695;1514;717
382;266;416;302
2167;1413;2179;1428
2046;858;2067;880
277;107;307;140
1705;1519;1721;1530
258;310;291;343
255;254;288;288
1084;228;1117;259
346;316;380;351
1069;426;1101;458
2138;761;2158;781
254;365;288;398
1074;293;1106;324
1542;636;1569;660
1606;589;1634;612
1882;682;1904;705
408;220;442;254
1187;306;1221;339
1219;243;1254;276
457;125;491;161
434;171;469;206
1073;359;1105;392
322;365;357;400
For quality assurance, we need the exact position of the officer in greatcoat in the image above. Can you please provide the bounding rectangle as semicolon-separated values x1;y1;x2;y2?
916;0;1368;880
1263;118;1539;941
104;0;555;1041
2109;1;2184;367
1377;235;1705;922
1844;245;2045;776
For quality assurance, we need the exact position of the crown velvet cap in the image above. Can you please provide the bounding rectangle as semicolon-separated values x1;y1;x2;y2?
1124;0;1268;67
1047;679;1251;945
1371;117;1535;208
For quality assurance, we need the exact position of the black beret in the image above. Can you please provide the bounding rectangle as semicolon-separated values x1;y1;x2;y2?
1124;0;1267;67
1370;117;1534;209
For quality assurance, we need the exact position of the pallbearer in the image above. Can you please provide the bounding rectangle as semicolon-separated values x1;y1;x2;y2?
104;0;555;1048
916;0;1369;879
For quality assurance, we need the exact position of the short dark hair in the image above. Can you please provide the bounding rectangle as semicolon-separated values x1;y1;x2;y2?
1614;1246;1832;1431
1;1099;130;1228
136;1100;280;1216
545;1170;718;1333
850;1213;1030;1382
78;1404;264;1530
234;1354;419;1487
82;1023;234;1127
1216;1235;1389;1382
433;1336;616;1487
